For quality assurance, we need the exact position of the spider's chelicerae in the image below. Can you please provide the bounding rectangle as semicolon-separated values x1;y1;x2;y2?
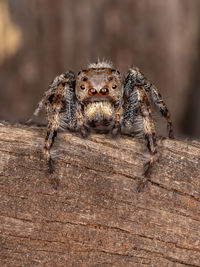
31;61;174;190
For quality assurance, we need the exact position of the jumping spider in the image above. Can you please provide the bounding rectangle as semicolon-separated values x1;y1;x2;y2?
31;61;174;190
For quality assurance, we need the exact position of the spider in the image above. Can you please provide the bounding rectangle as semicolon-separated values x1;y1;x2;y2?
30;60;174;190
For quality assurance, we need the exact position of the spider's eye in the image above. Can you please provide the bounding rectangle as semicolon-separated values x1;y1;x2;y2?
82;77;88;82
112;84;117;89
80;85;85;90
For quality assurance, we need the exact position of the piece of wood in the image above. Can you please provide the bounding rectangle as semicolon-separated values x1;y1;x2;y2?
0;122;199;266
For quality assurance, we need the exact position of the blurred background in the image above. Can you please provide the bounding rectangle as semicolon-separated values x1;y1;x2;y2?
0;0;200;138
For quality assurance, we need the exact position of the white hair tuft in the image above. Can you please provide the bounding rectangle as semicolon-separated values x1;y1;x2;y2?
87;58;113;69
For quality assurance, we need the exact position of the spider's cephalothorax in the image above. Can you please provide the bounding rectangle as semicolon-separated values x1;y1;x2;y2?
31;60;174;190
75;66;123;135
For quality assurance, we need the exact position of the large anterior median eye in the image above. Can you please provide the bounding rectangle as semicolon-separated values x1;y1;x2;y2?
88;88;97;96
100;88;109;95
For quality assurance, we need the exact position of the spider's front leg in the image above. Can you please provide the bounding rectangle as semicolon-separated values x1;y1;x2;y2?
128;67;174;139
123;69;158;192
135;86;158;191
136;87;157;175
44;96;63;175
33;71;76;188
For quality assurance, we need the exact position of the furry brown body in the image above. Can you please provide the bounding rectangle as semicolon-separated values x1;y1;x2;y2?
31;61;174;190
76;67;123;134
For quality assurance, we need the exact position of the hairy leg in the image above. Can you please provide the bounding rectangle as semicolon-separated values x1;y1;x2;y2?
127;67;174;138
136;86;157;191
30;71;76;188
148;85;174;138
123;70;158;191
43;82;67;188
28;72;75;120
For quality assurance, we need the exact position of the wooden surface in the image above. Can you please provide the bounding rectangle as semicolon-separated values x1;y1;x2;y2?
0;122;199;266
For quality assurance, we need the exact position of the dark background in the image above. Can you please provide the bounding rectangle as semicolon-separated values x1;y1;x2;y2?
0;0;200;138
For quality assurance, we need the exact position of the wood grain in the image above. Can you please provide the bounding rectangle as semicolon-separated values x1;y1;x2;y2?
0;122;199;266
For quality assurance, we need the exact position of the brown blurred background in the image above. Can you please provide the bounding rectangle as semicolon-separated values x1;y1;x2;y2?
0;0;200;138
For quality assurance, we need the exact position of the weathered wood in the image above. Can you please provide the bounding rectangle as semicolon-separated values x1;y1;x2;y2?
0;122;199;266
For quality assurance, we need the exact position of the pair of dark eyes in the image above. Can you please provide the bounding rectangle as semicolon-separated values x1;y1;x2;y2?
80;77;87;90
82;76;114;82
80;84;117;90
